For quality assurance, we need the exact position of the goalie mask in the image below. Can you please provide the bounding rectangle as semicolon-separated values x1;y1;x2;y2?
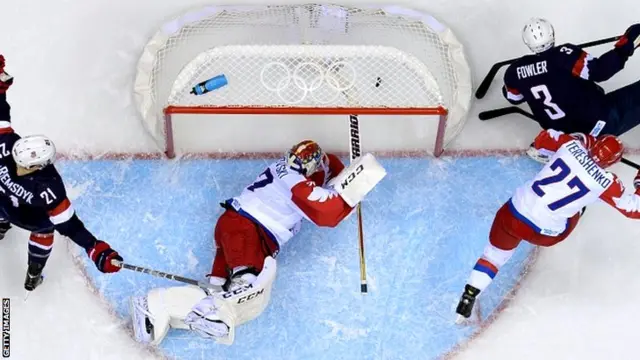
286;140;325;176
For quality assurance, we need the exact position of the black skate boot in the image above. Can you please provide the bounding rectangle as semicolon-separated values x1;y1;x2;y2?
456;284;481;319
0;221;11;240
24;262;44;291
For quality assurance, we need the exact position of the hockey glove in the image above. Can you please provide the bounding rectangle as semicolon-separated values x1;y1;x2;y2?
633;170;640;190
87;240;123;273
615;24;640;57
0;55;13;94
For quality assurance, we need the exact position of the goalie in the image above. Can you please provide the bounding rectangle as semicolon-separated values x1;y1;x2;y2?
129;140;386;345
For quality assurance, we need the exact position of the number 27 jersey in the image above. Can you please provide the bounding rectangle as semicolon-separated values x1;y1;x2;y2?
511;139;615;236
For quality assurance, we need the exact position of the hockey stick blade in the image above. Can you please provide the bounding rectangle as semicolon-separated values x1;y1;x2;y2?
480;106;536;121
475;59;512;99
478;106;525;121
475;35;621;99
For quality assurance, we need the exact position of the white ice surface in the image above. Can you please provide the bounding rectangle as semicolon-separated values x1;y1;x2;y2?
1;0;640;359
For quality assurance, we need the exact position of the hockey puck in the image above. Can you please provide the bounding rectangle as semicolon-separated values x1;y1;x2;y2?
375;77;382;87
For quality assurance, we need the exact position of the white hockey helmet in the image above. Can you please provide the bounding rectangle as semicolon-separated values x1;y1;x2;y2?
522;18;555;53
12;135;57;170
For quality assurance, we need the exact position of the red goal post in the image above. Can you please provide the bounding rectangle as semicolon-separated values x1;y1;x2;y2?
136;4;471;158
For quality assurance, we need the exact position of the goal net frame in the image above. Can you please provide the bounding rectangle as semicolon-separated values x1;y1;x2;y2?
135;3;471;159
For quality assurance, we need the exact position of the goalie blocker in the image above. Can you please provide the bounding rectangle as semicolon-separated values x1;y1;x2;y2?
328;153;387;207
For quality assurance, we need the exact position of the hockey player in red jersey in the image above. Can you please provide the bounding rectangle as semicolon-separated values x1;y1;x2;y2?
0;55;123;293
456;129;640;320
130;140;386;345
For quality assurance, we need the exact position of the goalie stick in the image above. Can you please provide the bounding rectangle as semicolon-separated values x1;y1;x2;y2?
475;35;621;99
478;106;640;170
110;259;220;290
349;114;368;294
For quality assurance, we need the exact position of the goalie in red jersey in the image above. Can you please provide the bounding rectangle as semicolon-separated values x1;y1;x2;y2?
130;140;386;345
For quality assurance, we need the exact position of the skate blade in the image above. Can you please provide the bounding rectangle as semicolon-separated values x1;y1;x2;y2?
455;314;468;325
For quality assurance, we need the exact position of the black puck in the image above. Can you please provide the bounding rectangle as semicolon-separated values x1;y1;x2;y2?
375;77;382;87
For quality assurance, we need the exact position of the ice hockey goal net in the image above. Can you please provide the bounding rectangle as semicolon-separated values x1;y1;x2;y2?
134;3;471;158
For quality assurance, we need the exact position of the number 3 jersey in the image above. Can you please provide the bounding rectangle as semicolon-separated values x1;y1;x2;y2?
502;43;629;134
511;130;640;236
226;154;353;248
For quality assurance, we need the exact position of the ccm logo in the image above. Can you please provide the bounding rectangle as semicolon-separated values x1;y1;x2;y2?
340;164;364;189
237;289;265;304
222;284;253;299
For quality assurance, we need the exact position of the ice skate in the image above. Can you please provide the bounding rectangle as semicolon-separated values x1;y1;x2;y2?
455;284;480;322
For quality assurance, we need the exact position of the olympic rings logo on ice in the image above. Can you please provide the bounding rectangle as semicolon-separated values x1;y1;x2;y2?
259;61;357;105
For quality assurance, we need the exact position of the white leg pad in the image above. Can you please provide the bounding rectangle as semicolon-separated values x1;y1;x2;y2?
142;285;210;345
327;153;386;207
184;256;278;345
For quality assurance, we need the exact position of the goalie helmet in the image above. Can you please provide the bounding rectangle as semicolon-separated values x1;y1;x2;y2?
12;135;57;171
286;140;325;176
522;18;555;53
590;135;624;168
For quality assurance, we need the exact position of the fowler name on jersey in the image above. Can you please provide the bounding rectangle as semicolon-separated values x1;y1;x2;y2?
516;60;548;79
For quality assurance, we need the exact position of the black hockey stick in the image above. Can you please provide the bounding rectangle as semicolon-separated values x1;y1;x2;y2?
111;259;219;289
478;106;640;170
475;35;621;99
479;106;534;121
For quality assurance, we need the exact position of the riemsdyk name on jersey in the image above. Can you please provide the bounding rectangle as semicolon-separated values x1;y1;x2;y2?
0;166;34;204
565;141;612;188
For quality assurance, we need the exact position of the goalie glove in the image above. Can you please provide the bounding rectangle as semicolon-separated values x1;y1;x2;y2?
327;153;386;207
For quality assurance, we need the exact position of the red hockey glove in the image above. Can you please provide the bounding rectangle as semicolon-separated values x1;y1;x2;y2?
633;170;640;190
615;24;640;57
87;240;123;273
570;132;596;150
0;55;13;94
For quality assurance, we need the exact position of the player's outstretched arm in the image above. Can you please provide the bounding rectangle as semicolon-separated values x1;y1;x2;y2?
563;25;640;83
599;171;640;219
41;183;123;273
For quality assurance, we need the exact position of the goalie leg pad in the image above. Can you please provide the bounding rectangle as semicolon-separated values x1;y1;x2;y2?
131;285;210;345
184;256;277;345
327;153;386;207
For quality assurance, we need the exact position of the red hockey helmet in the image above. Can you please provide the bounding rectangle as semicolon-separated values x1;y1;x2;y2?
589;135;624;168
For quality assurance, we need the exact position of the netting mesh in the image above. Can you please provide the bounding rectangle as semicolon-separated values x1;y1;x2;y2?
135;3;472;154
169;45;442;108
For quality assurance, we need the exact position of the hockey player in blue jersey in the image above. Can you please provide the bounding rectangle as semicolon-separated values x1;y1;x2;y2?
0;55;123;292
502;19;640;143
